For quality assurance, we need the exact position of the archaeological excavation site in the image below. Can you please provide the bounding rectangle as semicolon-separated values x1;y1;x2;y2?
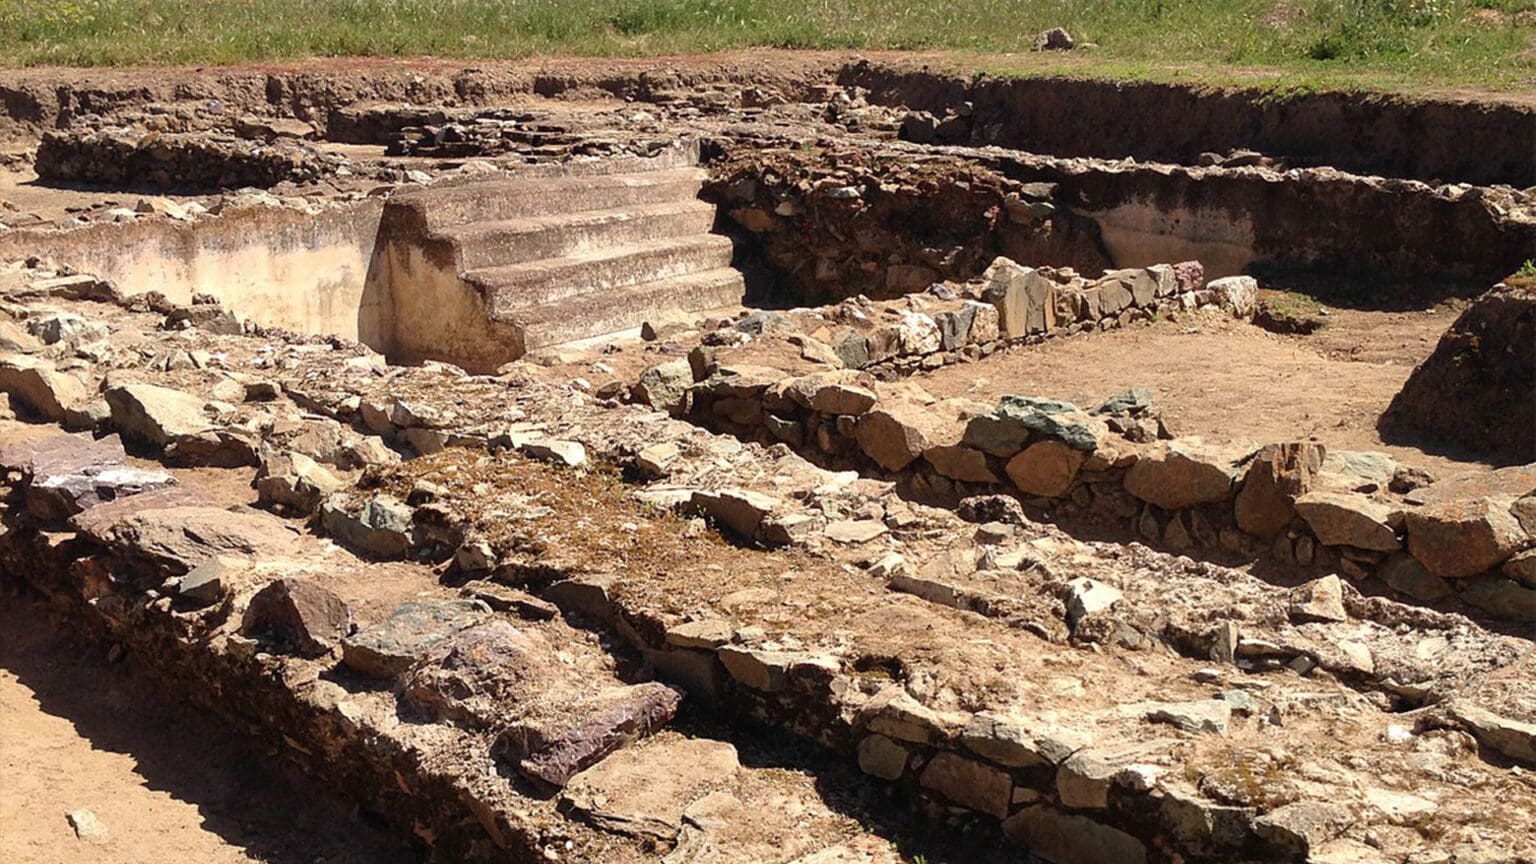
0;54;1534;864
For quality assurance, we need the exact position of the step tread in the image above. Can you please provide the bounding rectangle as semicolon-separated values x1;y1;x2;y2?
513;267;746;327
511;267;746;350
439;199;716;243
399;167;708;208
465;233;735;287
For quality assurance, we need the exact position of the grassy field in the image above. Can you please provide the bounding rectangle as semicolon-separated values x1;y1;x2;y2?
0;0;1532;91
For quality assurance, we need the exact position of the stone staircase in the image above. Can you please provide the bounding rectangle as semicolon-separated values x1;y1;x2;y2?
377;149;745;372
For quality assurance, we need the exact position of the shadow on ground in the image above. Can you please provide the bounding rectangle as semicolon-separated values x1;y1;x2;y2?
0;585;421;864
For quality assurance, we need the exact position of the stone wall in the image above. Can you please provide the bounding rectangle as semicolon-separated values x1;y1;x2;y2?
34;129;342;191
653;261;1534;624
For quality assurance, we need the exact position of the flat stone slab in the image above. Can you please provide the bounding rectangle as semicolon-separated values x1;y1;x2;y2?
342;599;491;679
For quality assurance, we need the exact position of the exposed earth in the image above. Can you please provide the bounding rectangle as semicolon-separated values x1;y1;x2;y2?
0;51;1532;864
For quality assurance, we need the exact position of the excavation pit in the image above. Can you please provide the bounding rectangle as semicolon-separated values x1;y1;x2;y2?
1;57;1534;864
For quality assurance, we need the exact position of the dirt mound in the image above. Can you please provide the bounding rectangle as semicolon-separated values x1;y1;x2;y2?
1381;283;1536;464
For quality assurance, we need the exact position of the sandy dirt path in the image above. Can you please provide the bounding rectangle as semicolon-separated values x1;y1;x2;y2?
0;590;417;864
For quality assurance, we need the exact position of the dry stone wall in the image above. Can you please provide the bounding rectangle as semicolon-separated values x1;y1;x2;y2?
651;260;1534;625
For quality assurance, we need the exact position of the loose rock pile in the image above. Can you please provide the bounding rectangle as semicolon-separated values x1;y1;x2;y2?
1382;281;1536;466
1;257;1534;863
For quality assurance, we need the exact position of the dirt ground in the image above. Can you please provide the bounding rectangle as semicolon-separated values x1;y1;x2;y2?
916;302;1483;477
0;591;418;864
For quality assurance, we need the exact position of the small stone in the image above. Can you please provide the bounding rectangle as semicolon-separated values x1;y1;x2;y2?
1288;575;1348;623
666;619;733;650
67;809;107;841
522;439;587;468
176;559;226;606
823;519;888;544
1145;700;1232;735
1064;577;1123;626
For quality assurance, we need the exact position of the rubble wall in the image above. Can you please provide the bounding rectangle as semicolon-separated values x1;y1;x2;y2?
708;143;1536;300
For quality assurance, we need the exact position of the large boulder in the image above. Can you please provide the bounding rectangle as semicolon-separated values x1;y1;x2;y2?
71;496;300;575
1404;496;1530;579
854;388;956;471
1381;284;1535;465
0;355;89;422
1124;438;1246;510
104;381;257;467
1006;440;1085;498
963;396;1106;457
1209;276;1259;319
982;258;1056;337
1294;491;1401;551
1234;442;1324;538
0;433;175;524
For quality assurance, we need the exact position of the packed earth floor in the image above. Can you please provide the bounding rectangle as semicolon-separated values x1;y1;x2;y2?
0;52;1533;864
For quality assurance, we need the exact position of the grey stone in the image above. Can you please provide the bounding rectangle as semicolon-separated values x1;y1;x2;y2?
1459;575;1536;620
1092;386;1156;417
1146;700;1231;734
1378;553;1453;601
67;809;108;841
1449;702;1536;766
963;395;1105;456
27;312;108;346
522;438;587;468
176;559;225;606
982;258;1056;337
341;599;490;678
321;494;414;559
1254;801;1352;857
634;359;693;416
960;713;1073;767
1064;577;1123;626
1209;275;1258;318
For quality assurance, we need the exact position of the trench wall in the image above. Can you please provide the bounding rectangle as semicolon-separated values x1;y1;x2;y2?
0;199;389;345
840;64;1536;188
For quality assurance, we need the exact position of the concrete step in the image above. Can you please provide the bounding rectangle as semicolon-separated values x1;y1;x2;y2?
514;267;746;351
468;234;736;317
403;168;708;231
445;200;719;271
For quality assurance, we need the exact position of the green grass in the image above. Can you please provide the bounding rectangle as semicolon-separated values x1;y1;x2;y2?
0;0;1533;91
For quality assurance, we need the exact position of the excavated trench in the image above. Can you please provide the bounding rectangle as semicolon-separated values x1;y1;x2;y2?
2;58;1534;864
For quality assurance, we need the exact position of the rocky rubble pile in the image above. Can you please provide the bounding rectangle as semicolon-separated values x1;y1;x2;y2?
1382;282;1536;466
1;257;1534;863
